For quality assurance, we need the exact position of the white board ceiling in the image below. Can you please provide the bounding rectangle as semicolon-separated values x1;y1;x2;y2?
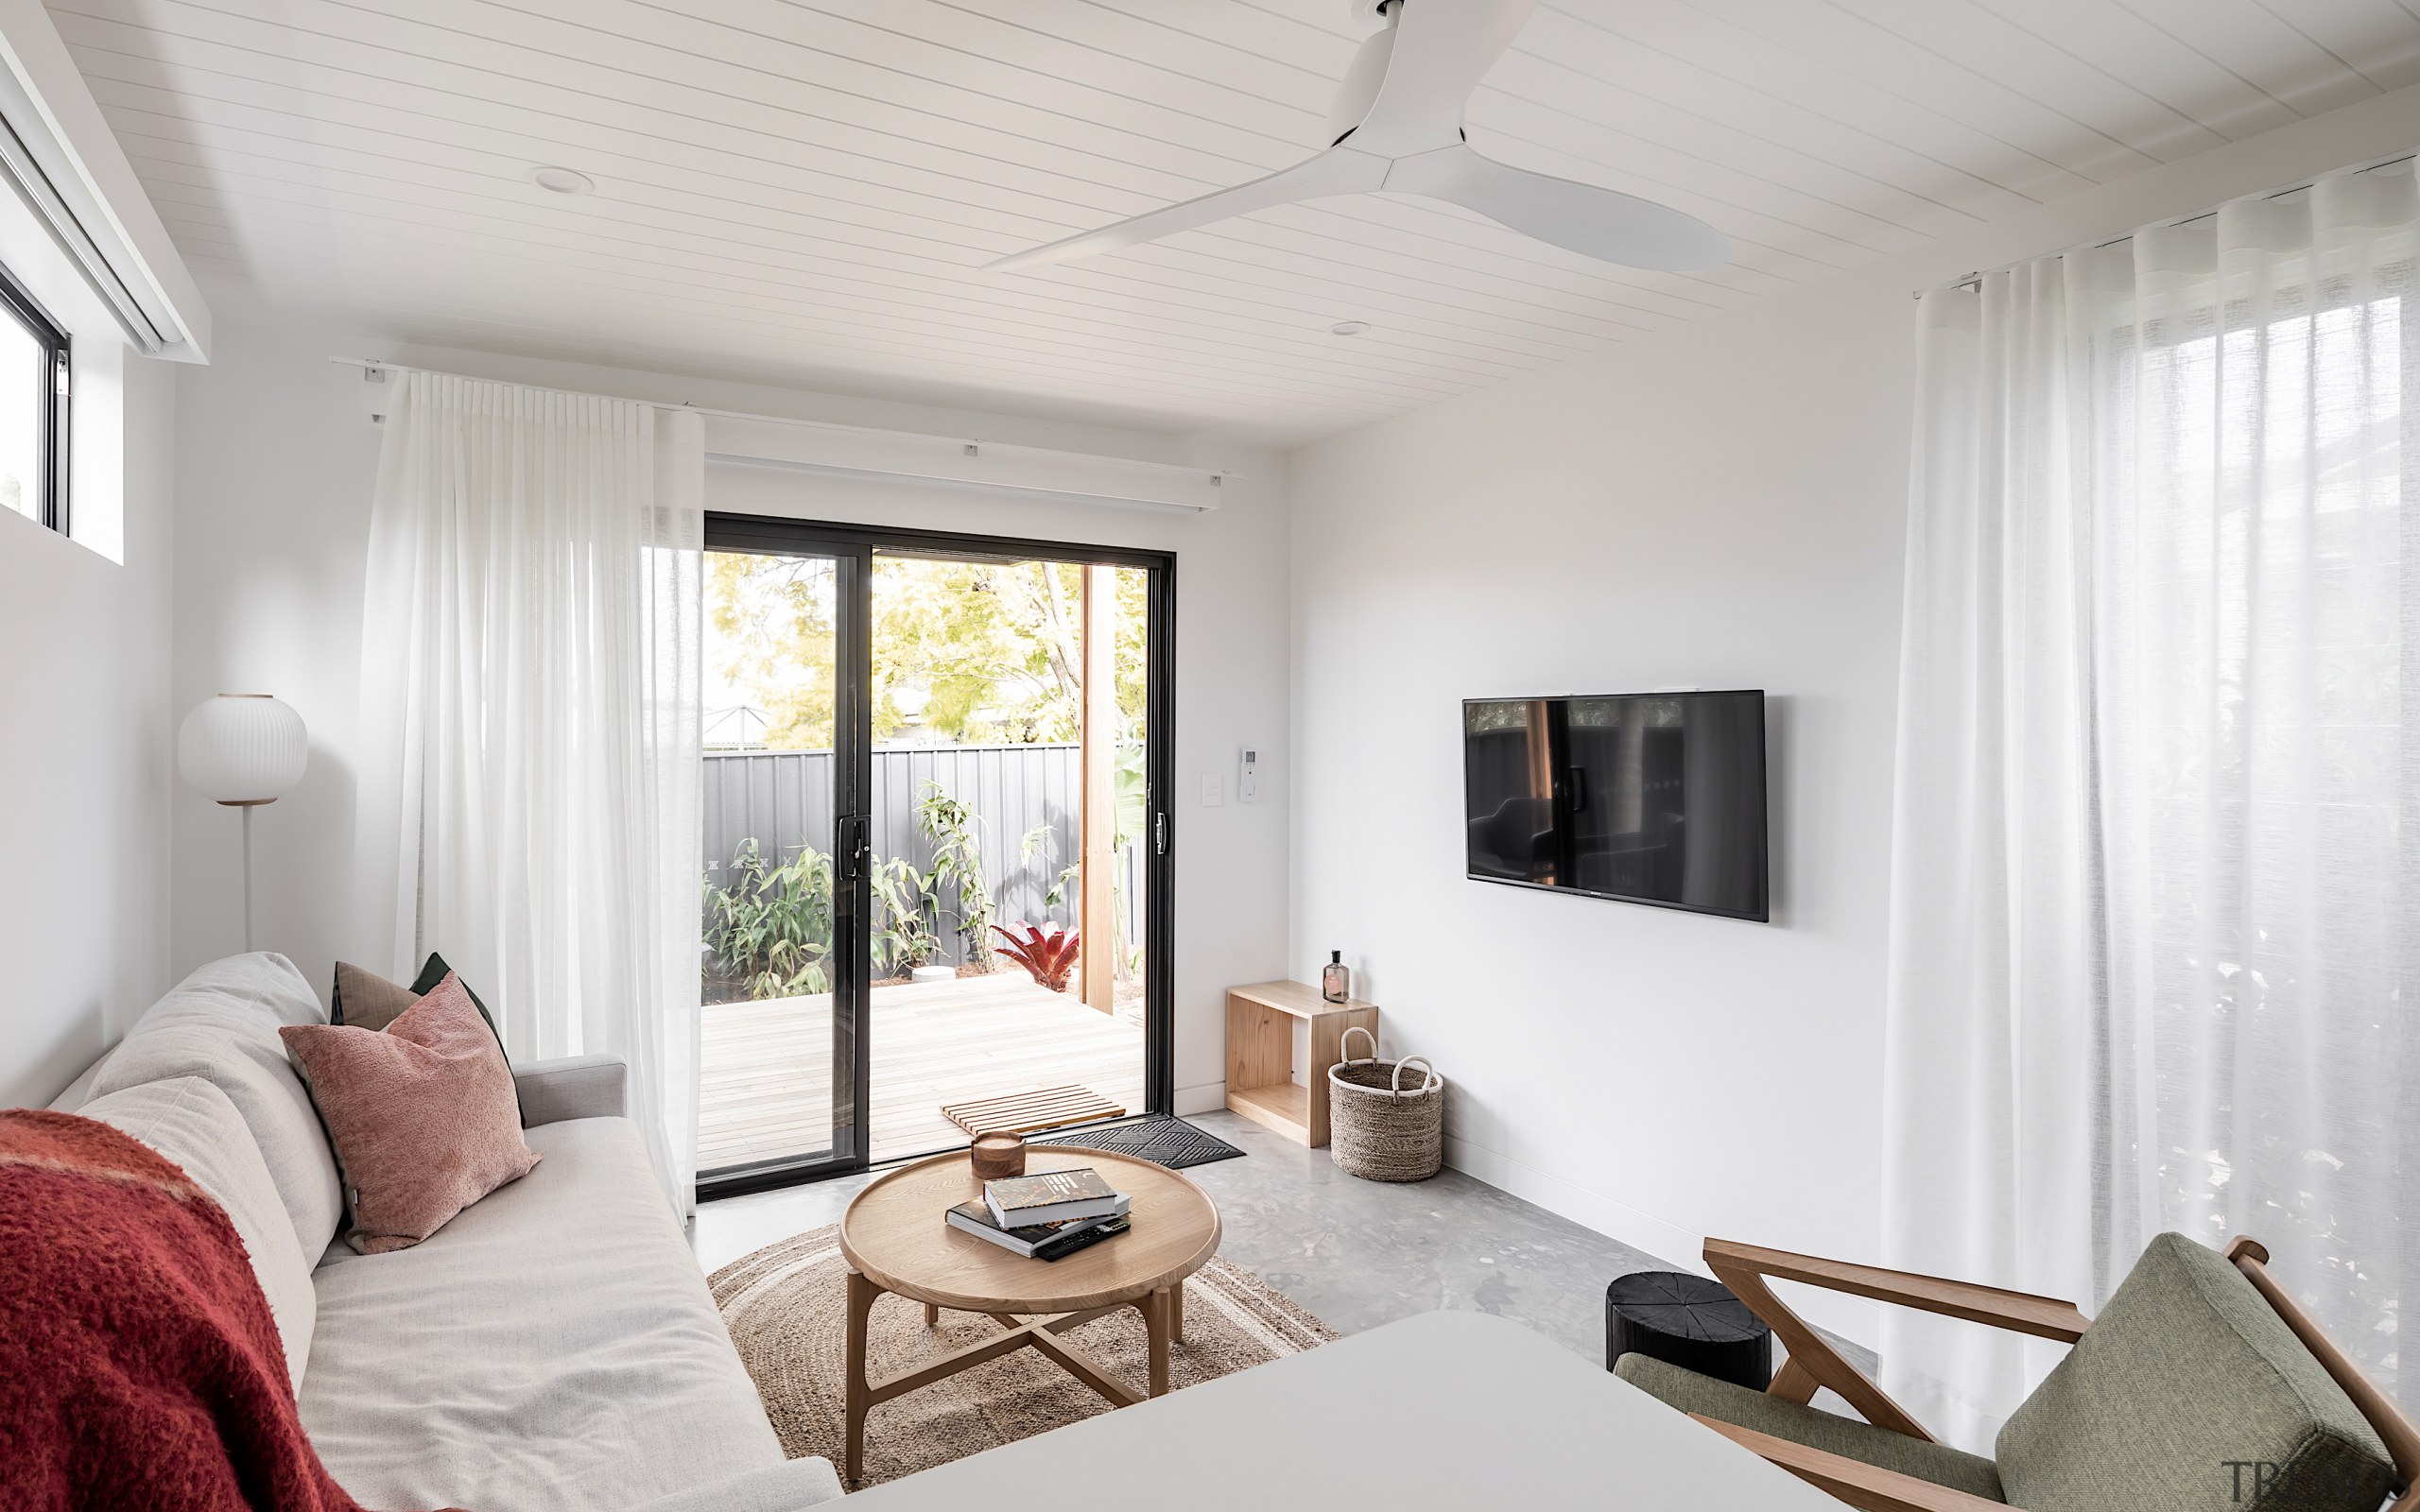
48;0;2420;444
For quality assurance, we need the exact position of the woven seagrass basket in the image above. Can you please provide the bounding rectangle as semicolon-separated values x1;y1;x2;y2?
1326;1025;1443;1181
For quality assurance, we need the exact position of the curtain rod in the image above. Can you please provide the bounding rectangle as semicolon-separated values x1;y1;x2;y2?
1913;149;2419;300
324;355;1241;487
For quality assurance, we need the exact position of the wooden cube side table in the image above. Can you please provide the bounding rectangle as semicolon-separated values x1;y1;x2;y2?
1224;979;1377;1147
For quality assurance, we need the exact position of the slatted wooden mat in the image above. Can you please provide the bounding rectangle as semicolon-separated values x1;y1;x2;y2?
940;1084;1126;1138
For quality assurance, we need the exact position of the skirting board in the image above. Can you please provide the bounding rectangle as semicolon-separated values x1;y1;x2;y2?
1439;1134;1883;1347
1174;1079;1227;1119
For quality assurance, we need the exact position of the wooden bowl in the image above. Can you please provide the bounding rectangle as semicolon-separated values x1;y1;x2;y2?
969;1131;1027;1181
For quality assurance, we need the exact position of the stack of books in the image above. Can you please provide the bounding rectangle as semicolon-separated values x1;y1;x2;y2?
946;1166;1132;1261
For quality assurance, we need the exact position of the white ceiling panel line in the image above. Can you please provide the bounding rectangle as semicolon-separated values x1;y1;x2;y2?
1509;11;2046;219
1670;0;2159;183
1824;0;2236;161
1539;0;2092;203
2262;0;2420;94
2111;0;2378;117
1486;51;1997;237
57;0;2420;444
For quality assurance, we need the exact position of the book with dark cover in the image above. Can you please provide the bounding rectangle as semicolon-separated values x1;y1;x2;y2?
946;1200;1130;1260
983;1167;1130;1229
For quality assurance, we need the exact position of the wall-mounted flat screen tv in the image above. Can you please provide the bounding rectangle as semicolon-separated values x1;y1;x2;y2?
1462;691;1769;921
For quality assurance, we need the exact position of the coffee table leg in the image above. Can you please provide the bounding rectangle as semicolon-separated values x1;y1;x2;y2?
844;1268;879;1484
925;1301;940;1329
1144;1285;1172;1398
1171;1280;1184;1343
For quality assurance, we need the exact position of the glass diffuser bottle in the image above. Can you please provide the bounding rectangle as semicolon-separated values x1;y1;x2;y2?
1322;951;1350;1004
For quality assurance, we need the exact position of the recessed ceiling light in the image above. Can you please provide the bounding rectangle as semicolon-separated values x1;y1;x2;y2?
1330;319;1371;336
529;165;596;196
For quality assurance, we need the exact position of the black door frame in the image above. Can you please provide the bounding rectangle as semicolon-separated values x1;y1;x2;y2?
696;513;1177;1201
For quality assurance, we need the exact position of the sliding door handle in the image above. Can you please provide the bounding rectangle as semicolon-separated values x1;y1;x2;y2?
837;814;872;882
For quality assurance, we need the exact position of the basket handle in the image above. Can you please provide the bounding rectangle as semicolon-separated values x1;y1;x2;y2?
1340;1024;1378;1064
1392;1056;1440;1096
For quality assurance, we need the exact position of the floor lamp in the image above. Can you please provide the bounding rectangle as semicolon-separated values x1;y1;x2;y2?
178;694;309;953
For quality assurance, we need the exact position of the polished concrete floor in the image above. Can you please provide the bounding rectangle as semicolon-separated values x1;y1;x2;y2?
693;1108;1681;1368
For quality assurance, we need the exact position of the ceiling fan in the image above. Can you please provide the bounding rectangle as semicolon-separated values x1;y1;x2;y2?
985;0;1728;275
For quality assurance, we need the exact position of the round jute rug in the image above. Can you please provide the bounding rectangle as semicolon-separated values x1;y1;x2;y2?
710;1223;1338;1487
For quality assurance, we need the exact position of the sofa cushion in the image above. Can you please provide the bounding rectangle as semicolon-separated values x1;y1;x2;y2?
1996;1232;2396;1512
300;1117;786;1511
78;1076;319;1393
329;961;422;1032
282;973;540;1254
90;953;344;1260
129;952;328;1036
1616;1353;2007;1503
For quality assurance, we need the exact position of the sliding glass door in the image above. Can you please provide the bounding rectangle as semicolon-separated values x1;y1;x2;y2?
695;537;871;1188
696;517;1173;1198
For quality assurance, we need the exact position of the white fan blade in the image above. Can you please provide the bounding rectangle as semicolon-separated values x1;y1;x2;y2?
987;147;1392;271
1385;144;1729;271
1348;0;1538;159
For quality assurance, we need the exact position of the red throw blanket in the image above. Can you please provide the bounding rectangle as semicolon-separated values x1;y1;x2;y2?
0;1109;458;1512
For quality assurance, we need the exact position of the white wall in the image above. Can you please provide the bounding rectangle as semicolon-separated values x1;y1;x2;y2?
1288;83;2420;1334
170;318;1290;1109
0;349;176;1105
0;0;194;1103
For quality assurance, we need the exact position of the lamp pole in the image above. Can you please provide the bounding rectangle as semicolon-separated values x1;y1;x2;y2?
178;694;309;955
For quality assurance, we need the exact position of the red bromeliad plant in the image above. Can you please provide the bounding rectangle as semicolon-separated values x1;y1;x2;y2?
992;921;1080;992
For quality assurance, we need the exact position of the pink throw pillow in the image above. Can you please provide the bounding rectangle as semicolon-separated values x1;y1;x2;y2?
281;972;540;1254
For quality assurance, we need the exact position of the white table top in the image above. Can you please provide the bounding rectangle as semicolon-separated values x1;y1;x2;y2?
842;1308;1843;1509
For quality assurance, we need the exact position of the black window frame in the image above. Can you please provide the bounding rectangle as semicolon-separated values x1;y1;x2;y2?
0;261;68;535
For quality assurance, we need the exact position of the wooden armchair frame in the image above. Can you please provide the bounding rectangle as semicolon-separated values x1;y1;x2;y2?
1685;1235;2420;1512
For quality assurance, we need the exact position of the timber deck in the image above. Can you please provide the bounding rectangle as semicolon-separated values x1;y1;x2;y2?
697;971;1145;1169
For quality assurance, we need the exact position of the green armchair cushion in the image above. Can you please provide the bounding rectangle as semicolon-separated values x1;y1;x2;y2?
1616;1352;2007;1503
1996;1232;2395;1512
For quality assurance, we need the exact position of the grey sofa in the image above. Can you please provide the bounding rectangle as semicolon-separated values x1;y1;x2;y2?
46;952;843;1512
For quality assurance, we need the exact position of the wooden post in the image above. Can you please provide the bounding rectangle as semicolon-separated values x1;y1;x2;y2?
1079;564;1117;1016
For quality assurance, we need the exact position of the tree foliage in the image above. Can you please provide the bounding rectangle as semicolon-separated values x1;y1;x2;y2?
708;553;1148;749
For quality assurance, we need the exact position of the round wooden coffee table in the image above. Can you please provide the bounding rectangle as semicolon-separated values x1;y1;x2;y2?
835;1144;1221;1485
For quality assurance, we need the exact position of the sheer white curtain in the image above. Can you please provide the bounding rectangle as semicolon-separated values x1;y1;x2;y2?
1888;163;2420;1450
355;370;705;1211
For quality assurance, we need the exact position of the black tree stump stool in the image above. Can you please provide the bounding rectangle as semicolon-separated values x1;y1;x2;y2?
1605;1270;1772;1390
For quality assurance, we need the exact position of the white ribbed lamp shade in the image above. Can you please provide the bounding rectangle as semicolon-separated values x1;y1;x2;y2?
178;695;308;804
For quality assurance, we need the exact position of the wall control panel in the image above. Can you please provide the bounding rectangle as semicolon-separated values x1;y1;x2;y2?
1238;746;1261;803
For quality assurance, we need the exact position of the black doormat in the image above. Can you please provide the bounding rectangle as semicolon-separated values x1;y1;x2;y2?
1034;1115;1244;1170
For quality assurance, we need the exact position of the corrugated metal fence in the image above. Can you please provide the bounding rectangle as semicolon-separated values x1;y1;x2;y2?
701;745;1138;968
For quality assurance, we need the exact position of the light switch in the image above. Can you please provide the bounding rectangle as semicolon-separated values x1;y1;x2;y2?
1201;773;1224;806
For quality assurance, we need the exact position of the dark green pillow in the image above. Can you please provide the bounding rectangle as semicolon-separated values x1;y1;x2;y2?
406;952;505;1049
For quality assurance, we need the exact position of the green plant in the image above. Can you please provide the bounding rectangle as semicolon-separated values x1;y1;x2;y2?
872;855;941;974
703;838;835;999
916;782;993;960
